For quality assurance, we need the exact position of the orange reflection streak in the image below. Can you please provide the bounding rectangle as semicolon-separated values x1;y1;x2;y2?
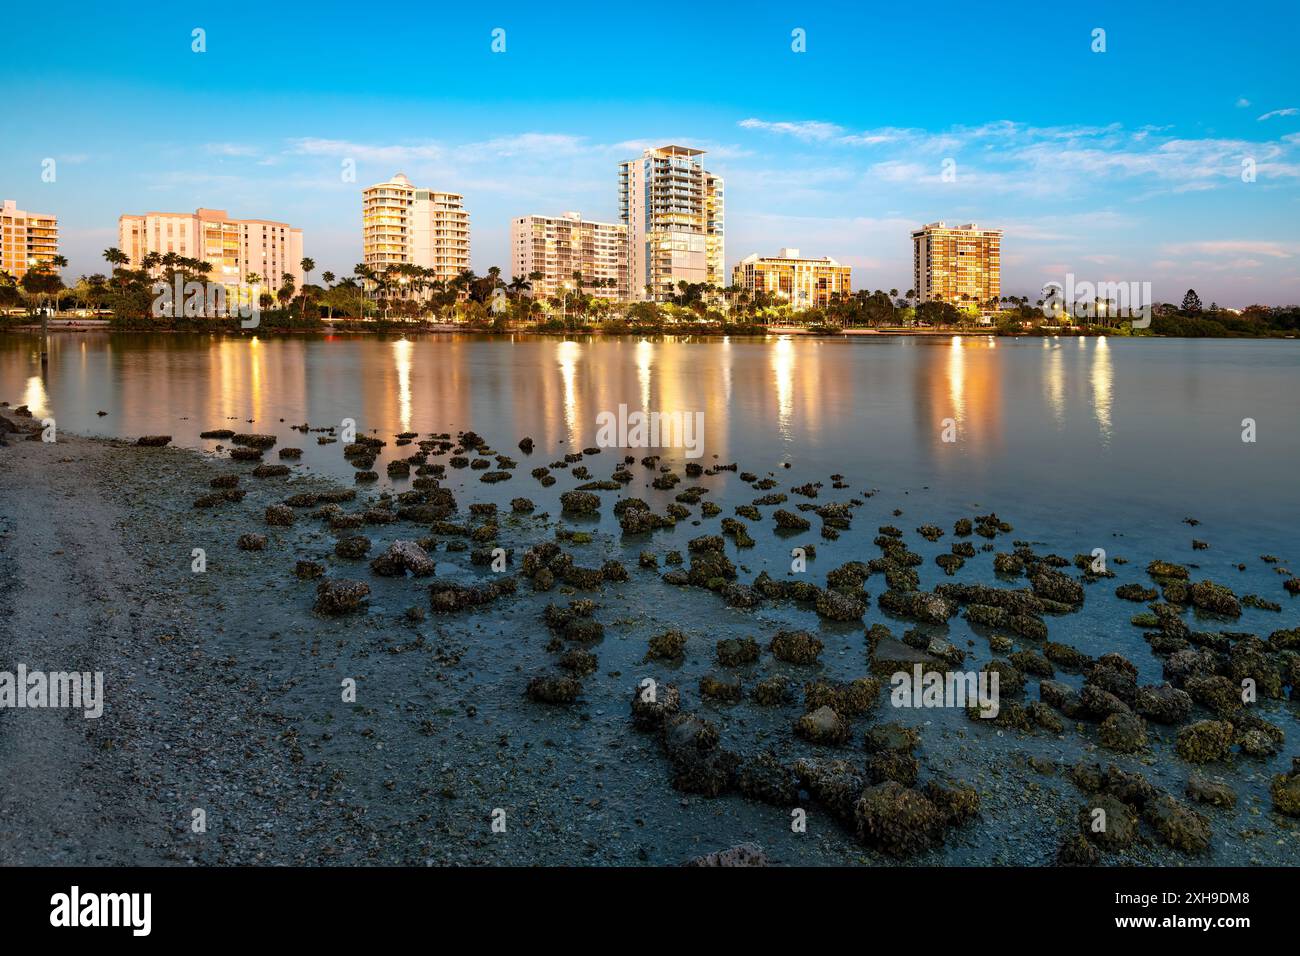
393;338;413;432
772;336;794;440
1092;336;1113;445
1045;339;1065;427
557;339;581;447
948;335;965;425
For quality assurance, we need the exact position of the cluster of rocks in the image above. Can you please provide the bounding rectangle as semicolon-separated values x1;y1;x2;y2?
173;414;1300;861
1058;762;1215;861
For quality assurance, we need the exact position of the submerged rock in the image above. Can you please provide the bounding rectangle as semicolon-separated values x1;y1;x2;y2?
1185;775;1237;808
264;504;295;527
294;560;325;580
1270;759;1300;816
370;540;437;577
559;490;600;514
1134;683;1193;724
661;714;737;797
795;705;850;745
769;629;823;664
684;843;770;867
1143;794;1211;854
1099;712;1148;753
716;636;760;667
1079;793;1138;849
794;758;864;825
526;673;583;705
237;533;267;551
335;535;372;559
1175;720;1235;764
1188;580;1242;617
854;782;944;858
314;579;370;614
645;629;688;662
630;682;681;731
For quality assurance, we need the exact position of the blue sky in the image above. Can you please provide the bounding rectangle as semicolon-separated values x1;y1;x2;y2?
3;0;1299;306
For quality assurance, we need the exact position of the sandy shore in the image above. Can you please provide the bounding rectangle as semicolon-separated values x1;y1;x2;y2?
0;413;404;864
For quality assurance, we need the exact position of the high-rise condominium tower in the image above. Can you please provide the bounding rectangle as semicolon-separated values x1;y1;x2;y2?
1;200;59;279
911;221;1002;309
618;145;724;301
362;173;470;282
118;208;303;288
510;212;629;299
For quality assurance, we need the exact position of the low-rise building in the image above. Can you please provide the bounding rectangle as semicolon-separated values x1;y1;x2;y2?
118;208;304;288
510;212;629;299
731;249;851;308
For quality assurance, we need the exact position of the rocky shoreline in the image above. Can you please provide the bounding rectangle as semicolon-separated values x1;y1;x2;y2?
0;404;1296;866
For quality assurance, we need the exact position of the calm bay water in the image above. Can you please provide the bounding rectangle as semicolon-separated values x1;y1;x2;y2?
4;332;1298;545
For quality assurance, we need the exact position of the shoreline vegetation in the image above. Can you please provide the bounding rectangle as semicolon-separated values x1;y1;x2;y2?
1;404;1297;866
2;252;1298;338
5;313;1300;339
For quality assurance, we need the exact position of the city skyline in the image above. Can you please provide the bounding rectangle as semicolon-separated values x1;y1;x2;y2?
3;1;1299;306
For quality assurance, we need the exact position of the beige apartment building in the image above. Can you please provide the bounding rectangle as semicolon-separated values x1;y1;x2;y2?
362;173;470;282
618;145;724;301
118;208;304;288
1;200;59;279
911;221;1001;309
732;249;851;309
510;212;629;299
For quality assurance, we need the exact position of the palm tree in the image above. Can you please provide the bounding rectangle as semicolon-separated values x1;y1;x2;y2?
49;255;69;311
300;257;315;320
245;272;263;317
321;271;336;320
102;247;134;295
276;272;295;311
353;263;378;318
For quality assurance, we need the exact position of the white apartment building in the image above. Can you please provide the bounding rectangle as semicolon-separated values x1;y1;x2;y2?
510;212;629;299
362;173;470;282
618;145;724;301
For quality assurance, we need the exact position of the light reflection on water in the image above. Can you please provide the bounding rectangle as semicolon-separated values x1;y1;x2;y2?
1092;336;1113;445
772;335;794;441
3;331;1298;542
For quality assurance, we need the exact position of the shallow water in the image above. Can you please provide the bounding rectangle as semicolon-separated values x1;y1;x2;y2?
3;331;1298;864
6;332;1299;527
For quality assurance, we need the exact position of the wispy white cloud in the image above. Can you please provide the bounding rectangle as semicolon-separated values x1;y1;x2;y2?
288;138;444;164
737;118;845;142
1258;108;1299;121
1162;240;1296;259
204;142;261;158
